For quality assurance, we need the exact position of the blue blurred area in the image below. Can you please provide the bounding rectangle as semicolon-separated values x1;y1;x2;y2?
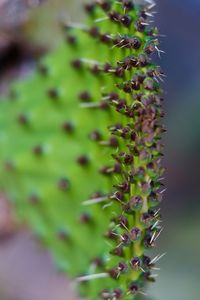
157;0;200;92
154;0;200;212
148;1;200;299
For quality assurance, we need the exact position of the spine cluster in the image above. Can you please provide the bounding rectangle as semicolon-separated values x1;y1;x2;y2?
70;0;165;298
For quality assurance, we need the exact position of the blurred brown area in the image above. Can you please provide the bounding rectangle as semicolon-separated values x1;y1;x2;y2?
0;0;83;94
0;0;43;31
0;231;76;300
0;0;47;94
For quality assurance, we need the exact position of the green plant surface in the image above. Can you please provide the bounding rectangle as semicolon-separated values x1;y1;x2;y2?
0;1;165;299
0;37;113;276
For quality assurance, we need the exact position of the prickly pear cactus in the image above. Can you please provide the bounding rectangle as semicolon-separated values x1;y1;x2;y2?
0;0;165;299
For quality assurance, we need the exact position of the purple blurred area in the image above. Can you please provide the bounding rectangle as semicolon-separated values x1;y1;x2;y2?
0;0;47;94
0;231;76;300
156;0;200;221
150;1;200;298
0;0;199;299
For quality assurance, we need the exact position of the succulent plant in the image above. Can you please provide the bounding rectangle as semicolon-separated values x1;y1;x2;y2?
0;0;165;299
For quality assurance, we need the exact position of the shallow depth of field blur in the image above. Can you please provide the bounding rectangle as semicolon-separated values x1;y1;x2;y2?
0;0;199;299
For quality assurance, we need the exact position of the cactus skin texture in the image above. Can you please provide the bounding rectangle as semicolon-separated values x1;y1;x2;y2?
0;0;165;299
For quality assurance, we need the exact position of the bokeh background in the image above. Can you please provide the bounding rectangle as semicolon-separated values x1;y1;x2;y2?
0;0;199;299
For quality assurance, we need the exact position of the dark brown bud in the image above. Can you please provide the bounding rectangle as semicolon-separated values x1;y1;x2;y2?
28;193;39;205
131;78;140;90
130;131;137;141
121;126;130;138
100;166;113;176
98;0;111;11
58;178;70;191
100;101;109;110
99;289;111;300
114;181;130;193
84;3;95;14
136;17;146;32
32;145;43;156
138;53;149;66
38;64;48;76
57;229;69;241
122;202;132;215
143;255;153;268
130;257;141;270
100;34;111;44
103;63;112;73
47;88;59;99
122;0;134;11
62;122;74;133
71;59;82;69
123;82;132;93
88;26;100;38
121;15;132;27
109;137;119;147
77;155;89;166
141;213;153;228
4;160;15;172
144;235;155;248
79;213;91;224
144;78;157;91
115;67;125;78
113;163;122;174
130;227;142;241
120;56;137;69
117;215;129;228
109;11;120;23
109;92;119;100
108;267;120;279
128;37;141;49
144;43;156;55
79;91;91;102
115;100;127;113
120;232;131;245
90;191;104;199
66;35;77;45
113;288;123;299
110;246;124;257
129;282;139;295
17;114;29;125
148;191;162;207
91;257;104;268
118;262;128;273
124;154;133;165
89;130;102;141
141;181;151;193
90;64;100;75
105;229;118;240
110;191;124;202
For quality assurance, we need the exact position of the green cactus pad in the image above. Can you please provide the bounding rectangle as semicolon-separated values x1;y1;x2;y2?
0;1;165;299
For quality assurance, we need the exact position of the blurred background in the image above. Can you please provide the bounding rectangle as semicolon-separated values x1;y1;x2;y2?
0;0;199;299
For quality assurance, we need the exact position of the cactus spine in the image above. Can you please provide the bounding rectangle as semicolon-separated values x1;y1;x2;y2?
0;1;165;299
